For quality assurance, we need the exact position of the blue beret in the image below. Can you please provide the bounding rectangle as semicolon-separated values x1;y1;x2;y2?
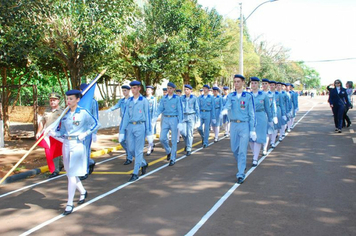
163;88;167;91
203;84;210;89
121;85;131;90
146;85;154;89
212;86;219;91
167;82;176;88
250;77;260;82
65;89;81;96
199;89;203;91
291;84;295;88
269;80;276;84
130;80;141;86
184;84;193;89
234;74;246;80
262;78;269;82
80;83;88;91
223;86;229;90
285;83;291;86
276;82;282;85
176;89;182;93
282;83;287;86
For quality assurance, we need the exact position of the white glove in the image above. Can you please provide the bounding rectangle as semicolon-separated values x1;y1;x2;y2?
78;132;87;141
212;119;217;124
295;108;299;112
287;112;292;118
47;129;58;137
195;119;201;129
119;133;125;143
147;135;154;144
250;131;257;141
92;133;97;143
221;109;228;116
273;117;278;124
177;123;184;132
282;116;287;121
268;122;273;127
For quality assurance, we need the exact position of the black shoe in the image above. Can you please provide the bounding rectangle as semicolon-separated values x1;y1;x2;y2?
347;123;352;128
203;144;207;148
146;148;154;156
214;139;218;143
184;146;187;151
128;174;139;182
167;152;171;161
186;151;191;156
48;171;59;178
63;205;74;216
169;160;175;166
89;161;96;175
335;128;338;132
123;159;132;165
78;191;88;205
338;129;342;133
79;174;88;181
237;177;244;184
141;163;148;175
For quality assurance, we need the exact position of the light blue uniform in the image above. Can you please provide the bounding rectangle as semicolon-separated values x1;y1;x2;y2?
181;94;200;152
155;94;183;161
265;91;277;134
212;95;223;127
251;91;272;144
108;97;133;161
222;94;230;124
274;91;285;129
290;91;299;117
281;91;291;125
84;99;99;168
120;95;151;175
56;106;100;177
224;91;255;179
198;95;215;145
147;95;158;134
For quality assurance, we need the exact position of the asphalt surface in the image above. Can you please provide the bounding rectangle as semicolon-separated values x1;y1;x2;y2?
0;96;355;236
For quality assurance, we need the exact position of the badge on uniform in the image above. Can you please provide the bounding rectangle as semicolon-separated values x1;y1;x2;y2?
73;121;80;126
240;101;245;109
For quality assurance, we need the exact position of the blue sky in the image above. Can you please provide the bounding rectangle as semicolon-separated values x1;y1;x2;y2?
197;0;356;85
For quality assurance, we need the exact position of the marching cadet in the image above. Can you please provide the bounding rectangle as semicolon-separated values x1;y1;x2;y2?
176;89;182;143
288;84;299;130
212;87;223;142
199;89;204;95
220;74;256;184
106;85;133;165
281;83;292;136
119;81;150;182
276;82;288;141
50;89;100;215
79;83;99;180
36;92;64;178
222;86;230;136
269;81;283;148
146;85;157;156
176;89;182;96
198;85;216;148
261;79;278;155
154;82;183;166
248;77;273;166
180;84;200;156
162;88;168;96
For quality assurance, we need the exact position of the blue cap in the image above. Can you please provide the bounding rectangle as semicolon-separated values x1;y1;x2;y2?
121;85;131;90
291;84;295;88
80;83;88;91
176;89;182;93
167;82;176;88
262;78;269;82
250;77;260;82
223;86;229;90
65;89;81;96
163;88;167;91
146;85;154;89
199;89;203;91
130;80;141;86
212;86;219;91
203;84;210;89
234;74;245;80
269;80;276;84
184;84;193;89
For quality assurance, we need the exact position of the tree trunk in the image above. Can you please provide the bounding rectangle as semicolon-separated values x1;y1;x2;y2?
182;72;190;85
1;67;10;138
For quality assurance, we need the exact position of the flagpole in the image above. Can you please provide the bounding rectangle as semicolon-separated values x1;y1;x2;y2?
0;68;107;185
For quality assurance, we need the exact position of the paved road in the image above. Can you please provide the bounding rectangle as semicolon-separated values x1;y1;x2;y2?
0;96;355;236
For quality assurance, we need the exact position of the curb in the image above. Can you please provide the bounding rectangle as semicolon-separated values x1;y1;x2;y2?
1;144;123;185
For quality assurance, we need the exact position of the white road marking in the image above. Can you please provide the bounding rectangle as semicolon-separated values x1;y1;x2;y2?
185;104;316;236
353;138;356;144
350;129;354;133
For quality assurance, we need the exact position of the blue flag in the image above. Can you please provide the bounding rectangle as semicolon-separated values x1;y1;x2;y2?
78;81;97;111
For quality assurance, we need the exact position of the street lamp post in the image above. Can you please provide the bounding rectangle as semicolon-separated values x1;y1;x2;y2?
239;0;278;75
